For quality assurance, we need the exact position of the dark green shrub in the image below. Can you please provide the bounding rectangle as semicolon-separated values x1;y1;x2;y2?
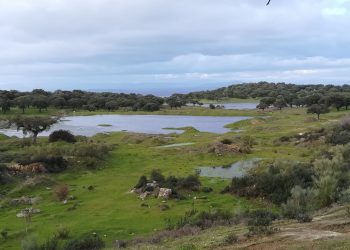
201;187;213;193
229;163;314;204
17;155;68;173
43;156;68;173
224;233;238;244
63;235;105;250
150;169;165;184
73;142;112;159
38;237;59;250
56;226;70;239
164;176;179;190
296;213;313;223
77;157;100;170
247;210;278;235
221;138;232;145
49;130;76;143
178;175;201;191
326;125;350;145
1;229;8;239
143;102;160;111
134;176;147;189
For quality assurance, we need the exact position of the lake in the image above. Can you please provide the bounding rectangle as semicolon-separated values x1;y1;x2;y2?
0;114;251;137
198;158;261;179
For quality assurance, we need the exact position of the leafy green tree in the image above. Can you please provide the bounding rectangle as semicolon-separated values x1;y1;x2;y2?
257;102;268;110
330;94;346;111
32;95;49;112
14;95;31;113
0;96;11;113
51;96;66;109
105;101;119;111
9;116;59;144
274;98;287;110
307;104;329;120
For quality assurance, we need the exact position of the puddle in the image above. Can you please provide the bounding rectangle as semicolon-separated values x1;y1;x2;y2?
197;158;261;178
156;142;195;148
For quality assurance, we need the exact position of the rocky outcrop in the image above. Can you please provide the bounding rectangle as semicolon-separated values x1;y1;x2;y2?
9;163;47;173
16;207;41;218
207;141;252;156
10;196;41;206
158;188;172;199
131;181;172;200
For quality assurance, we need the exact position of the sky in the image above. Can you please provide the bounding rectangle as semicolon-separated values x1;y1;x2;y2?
0;0;350;94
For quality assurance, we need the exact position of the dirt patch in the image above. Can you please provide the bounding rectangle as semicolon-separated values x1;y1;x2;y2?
251;119;265;125
281;228;342;241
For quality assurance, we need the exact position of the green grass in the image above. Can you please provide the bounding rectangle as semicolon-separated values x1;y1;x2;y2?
0;105;260;118
98;124;112;127
0;106;349;249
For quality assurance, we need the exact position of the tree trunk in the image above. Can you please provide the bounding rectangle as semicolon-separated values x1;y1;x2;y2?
317;114;320;120
32;132;38;144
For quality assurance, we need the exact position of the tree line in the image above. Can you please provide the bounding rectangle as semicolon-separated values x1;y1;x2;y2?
0;89;164;113
2;82;350;115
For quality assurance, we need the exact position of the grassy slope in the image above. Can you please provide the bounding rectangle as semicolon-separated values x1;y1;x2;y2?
0;107;349;249
131;205;350;249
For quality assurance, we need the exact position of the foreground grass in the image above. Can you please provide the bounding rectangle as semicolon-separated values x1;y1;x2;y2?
0;107;349;249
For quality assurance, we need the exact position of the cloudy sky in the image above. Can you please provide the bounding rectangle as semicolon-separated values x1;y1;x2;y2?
0;0;349;93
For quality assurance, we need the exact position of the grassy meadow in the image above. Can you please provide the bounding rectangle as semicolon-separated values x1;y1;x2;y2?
0;105;349;249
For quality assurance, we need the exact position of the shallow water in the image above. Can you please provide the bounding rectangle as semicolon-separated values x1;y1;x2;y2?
198;158;261;179
155;142;195;148
0;114;251;137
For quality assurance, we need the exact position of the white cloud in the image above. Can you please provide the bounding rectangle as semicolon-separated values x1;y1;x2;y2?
322;7;347;16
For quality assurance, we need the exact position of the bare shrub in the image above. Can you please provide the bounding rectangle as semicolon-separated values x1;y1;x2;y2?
54;185;69;201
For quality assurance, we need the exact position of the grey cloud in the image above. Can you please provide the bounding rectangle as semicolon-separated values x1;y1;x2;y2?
0;0;350;90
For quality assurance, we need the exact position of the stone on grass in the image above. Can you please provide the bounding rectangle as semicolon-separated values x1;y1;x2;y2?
158;188;172;199
16;208;41;218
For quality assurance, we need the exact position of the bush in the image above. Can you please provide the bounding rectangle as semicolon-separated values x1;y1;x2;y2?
17;154;68;173
22;236;39;250
296;213;313;223
247;210;278;235
229;162;314;204
42;156;68;173
221;138;233;145
143;102;161;111
150;169;165;184
224;233;238;244
73;142;112;159
282;186;315;222
178;175;201;191
76;157;100;170
179;244;197;250
201;187;213;193
63;235;105;250
54;185;69;201
49;130;76;143
39;237;59;250
134;176;147;189
1;229;8;239
56;226;70;239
